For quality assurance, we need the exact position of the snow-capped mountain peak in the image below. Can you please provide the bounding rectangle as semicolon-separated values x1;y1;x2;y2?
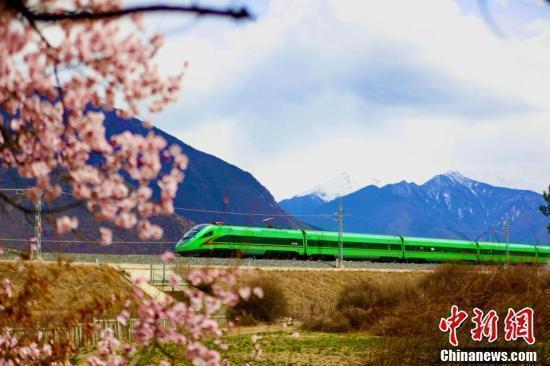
297;172;365;202
444;170;474;186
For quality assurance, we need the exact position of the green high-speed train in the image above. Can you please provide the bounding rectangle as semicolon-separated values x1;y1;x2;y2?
174;223;550;263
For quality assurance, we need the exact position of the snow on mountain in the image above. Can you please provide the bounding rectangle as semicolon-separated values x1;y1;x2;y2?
443;170;476;188
279;172;373;215
297;172;371;202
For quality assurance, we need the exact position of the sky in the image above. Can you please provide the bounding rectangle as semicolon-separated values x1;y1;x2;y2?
131;0;550;200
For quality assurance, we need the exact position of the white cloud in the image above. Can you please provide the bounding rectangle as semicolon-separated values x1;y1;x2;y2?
148;0;550;199
174;117;242;164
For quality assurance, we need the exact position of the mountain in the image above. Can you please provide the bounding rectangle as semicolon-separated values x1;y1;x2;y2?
280;171;549;245
279;172;373;215
102;112;301;229
0;110;301;254
298;172;360;202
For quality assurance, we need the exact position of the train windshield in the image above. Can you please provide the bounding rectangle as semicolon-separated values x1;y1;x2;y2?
181;224;210;240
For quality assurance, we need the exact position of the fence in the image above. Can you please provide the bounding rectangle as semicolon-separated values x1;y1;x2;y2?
148;263;184;285
4;316;228;348
115;263;191;291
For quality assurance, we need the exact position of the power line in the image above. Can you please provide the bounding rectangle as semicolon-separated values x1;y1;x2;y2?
173;206;332;217
0;238;175;244
2;189;544;245
345;214;531;235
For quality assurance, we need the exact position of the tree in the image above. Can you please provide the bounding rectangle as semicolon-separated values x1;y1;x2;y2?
0;0;250;244
541;185;550;235
0;1;256;364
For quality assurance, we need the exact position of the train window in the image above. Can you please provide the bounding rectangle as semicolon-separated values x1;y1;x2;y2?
202;231;213;238
181;224;211;240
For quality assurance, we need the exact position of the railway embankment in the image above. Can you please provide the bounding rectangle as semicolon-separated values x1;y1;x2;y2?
10;251;440;270
0;259;134;326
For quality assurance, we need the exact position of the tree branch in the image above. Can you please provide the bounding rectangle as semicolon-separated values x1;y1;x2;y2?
21;10;70;126
13;2;254;22
0;191;84;214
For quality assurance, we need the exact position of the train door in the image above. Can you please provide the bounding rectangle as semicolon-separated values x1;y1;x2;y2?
226;228;239;256
301;230;308;256
308;233;322;257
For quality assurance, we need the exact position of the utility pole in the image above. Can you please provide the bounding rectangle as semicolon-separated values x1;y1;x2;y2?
34;190;42;259
336;196;344;268
504;214;510;266
0;188;42;259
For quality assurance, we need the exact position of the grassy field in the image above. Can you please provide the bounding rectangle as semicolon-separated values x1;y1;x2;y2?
223;328;375;366
124;326;376;366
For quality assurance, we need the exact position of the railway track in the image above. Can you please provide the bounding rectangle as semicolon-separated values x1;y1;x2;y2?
32;252;438;271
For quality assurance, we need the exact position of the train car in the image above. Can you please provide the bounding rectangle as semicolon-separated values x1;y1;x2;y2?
176;224;404;260
477;241;539;263
305;230;403;260
175;223;550;264
175;224;304;257
402;236;478;262
340;232;403;261
538;245;550;262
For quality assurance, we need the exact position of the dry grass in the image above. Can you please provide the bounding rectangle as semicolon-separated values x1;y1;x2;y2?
237;269;424;320
229;276;289;325
298;265;550;365
373;265;549;340
0;259;134;327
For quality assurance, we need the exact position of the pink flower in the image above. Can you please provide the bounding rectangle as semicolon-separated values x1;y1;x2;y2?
99;227;112;245
291;332;300;339
187;270;203;286
143;119;154;129
252;287;264;299
117;310;130;326
29;242;37;253
133;275;146;286
161;251;175;264
238;287;251;301
56;216;78;234
168;273;181;286
2;278;12;298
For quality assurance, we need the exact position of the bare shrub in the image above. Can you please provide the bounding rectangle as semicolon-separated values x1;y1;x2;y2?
301;312;352;333
300;265;549;352
303;277;418;331
366;265;550;365
375;265;550;340
336;279;415;311
229;277;288;325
